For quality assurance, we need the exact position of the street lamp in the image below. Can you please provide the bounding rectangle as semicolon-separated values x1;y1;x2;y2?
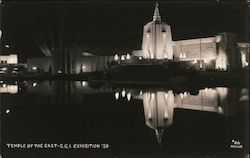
114;54;119;61
121;55;125;61
126;54;131;60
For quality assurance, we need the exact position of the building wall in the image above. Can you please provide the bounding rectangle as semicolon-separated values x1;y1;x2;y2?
142;22;174;60
173;37;217;61
0;54;18;64
172;34;243;71
27;54;113;74
71;55;113;73
172;37;218;69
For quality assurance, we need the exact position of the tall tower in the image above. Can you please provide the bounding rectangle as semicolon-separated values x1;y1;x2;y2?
141;2;173;60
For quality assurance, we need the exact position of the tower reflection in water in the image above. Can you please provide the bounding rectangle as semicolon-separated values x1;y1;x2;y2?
129;87;242;144
22;81;247;145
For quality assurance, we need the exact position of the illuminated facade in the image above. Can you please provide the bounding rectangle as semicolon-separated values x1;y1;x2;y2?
26;3;249;73
0;54;26;74
141;2;173;60
132;3;248;71
0;54;18;64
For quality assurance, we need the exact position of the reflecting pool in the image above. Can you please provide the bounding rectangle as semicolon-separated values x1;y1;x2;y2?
1;80;249;157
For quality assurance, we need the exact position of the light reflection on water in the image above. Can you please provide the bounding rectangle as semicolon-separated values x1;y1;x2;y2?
114;86;247;143
1;80;249;154
0;82;18;94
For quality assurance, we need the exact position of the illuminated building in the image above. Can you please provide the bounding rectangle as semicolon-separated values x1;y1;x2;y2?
26;3;249;73
141;2;173;60
0;54;18;64
132;3;247;71
0;54;26;74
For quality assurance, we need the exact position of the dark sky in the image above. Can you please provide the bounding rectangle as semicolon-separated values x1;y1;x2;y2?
1;0;249;62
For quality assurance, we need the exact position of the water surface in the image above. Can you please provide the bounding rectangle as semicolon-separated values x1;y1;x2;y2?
1;80;249;157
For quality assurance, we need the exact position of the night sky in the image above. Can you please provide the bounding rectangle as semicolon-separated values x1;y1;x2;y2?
1;0;249;62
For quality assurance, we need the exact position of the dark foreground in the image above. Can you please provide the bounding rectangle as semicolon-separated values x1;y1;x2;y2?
0;80;249;158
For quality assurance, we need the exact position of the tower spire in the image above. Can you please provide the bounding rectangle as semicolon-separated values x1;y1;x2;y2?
153;2;161;21
155;129;164;145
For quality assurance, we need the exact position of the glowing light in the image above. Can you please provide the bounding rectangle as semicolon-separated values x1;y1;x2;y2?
32;67;37;71
115;92;119;100
139;56;142;60
81;81;87;86
150;54;154;59
5;45;9;48
57;70;62;74
184;92;187;98
122;89;126;97
193;58;197;64
164;93;168;101
32;82;37;87
6;109;10;114
14;67;18;70
127;93;132;101
0;81;3;83
164;110;168;118
204;59;207;64
0;67;7;71
121;55;125;61
114;54;119;61
215;35;222;43
205;88;208;92
2;84;6;88
164;52;167;59
216;87;228;100
200;62;203;69
126;54;131;60
183;53;186;59
81;65;86;71
151;93;155;100
241;53;249;67
180;53;183;59
146;34;150;38
180;93;184;99
0;30;2;39
139;90;143;95
217;106;224;114
215;51;227;70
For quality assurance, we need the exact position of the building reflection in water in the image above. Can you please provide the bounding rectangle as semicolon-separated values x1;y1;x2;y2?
141;91;175;144
22;81;247;144
127;87;242;144
0;82;18;94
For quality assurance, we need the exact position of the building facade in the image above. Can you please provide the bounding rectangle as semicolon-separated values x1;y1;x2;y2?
141;2;174;60
26;3;249;74
27;47;113;74
132;3;247;71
